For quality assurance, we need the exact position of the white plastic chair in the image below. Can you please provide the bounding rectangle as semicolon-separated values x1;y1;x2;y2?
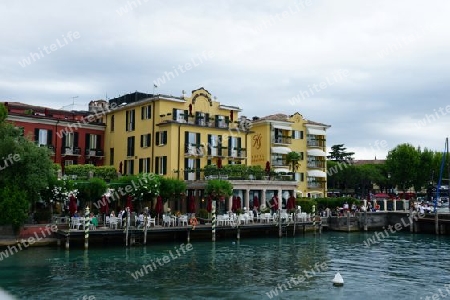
163;215;173;227
179;215;188;226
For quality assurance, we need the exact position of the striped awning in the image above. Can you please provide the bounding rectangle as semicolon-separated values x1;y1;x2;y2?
307;149;327;157
307;128;326;135
271;147;292;154
307;170;327;178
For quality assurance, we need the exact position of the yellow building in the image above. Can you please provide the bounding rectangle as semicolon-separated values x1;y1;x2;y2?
250;113;330;198
104;87;249;179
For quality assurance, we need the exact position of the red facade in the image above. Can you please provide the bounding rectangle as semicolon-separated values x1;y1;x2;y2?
3;102;106;171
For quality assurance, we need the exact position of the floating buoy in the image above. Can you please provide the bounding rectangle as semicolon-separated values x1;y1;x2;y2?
332;272;344;286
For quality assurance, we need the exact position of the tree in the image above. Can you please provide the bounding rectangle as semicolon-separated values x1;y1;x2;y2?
328;144;355;162
386;143;420;194
0;103;55;228
286;151;300;172
205;179;233;214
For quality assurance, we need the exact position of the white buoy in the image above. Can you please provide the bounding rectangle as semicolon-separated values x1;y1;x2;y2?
332;272;344;286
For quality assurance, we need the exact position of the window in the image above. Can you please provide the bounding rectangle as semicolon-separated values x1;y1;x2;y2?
34;129;53;146
65;160;74;166
126;109;135;131
111;115;115;131
228;136;241;157
127;136;135;157
110;148;114;165
295;173;304;182
172;108;188;123
124;159;134;175
215;115;229;128
139;157;151;173
184;158;200;180
207;134;220;156
85;134;101;150
140;133;151;148
141;105;151;120
292;130;303;139
155;156;167;175
155;131;168;146
195;112;209;126
65;132;74;148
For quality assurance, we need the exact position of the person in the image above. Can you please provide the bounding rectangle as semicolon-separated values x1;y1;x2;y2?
110;210;115;217
90;212;98;229
73;211;79;218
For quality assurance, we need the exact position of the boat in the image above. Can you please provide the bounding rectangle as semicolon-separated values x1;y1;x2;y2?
332;272;344;286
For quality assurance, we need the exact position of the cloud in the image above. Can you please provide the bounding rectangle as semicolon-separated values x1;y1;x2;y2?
1;0;450;158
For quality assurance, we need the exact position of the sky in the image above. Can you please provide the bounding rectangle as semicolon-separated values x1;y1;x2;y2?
2;0;450;159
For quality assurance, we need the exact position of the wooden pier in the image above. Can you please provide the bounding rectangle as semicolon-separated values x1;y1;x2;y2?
55;220;321;249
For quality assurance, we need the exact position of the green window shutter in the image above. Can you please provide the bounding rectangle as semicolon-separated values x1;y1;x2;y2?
141;107;144;120
196;133;200;147
207;135;212;155
74;132;79;147
205;113;209;124
140;135;144;147
228;136;231;156
34;128;39;142
237;137;241;156
85;133;90;149
218;135;222;156
162;156;167;175
156;132;160;145
155;157;160;174
196;159;201;180
184;158;189;180
172;108;177;120
96;135;101;150
139;159;143;173
126;111;129;131
47;130;53;146
184;110;188;122
163;131;167;144
184;131;189;153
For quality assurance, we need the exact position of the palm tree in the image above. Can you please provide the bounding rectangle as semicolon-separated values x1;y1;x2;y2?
286;151;300;174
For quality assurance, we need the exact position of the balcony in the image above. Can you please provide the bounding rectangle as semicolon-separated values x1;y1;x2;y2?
272;136;292;145
307;139;326;148
61;147;81;157
307;161;325;169
228;148;247;160
85;149;104;158
308;182;325;189
185;145;204;157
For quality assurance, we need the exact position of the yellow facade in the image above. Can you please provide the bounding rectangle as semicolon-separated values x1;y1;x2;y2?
249;112;330;197
104;87;330;197
104;88;249;179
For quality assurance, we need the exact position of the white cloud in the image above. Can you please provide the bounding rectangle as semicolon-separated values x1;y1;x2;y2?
1;0;450;158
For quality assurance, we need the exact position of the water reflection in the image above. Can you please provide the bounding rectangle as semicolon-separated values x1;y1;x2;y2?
1;233;450;299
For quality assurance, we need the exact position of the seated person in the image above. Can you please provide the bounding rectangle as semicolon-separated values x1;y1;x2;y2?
90;212;98;228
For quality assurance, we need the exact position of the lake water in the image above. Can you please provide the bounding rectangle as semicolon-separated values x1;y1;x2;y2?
1;231;450;300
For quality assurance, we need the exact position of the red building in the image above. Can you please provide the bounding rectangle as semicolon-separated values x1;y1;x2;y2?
3;101;106;171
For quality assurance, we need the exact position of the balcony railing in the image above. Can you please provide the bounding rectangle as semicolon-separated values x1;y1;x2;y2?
61;147;81;156
307;182;324;189
307;161;325;169
272;136;292;144
185;145;204;157
85;149;104;157
307;140;325;148
272;160;287;166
